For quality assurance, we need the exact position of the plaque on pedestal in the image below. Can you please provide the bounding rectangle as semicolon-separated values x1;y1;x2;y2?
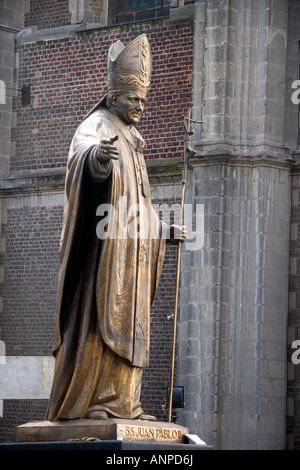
16;418;189;444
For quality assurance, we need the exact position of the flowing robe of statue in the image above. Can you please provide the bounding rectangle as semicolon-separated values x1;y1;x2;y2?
45;106;166;420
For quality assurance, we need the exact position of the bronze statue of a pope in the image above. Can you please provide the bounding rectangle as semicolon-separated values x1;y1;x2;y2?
46;34;186;422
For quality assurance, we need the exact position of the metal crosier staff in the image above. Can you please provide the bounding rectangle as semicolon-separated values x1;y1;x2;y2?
168;102;202;423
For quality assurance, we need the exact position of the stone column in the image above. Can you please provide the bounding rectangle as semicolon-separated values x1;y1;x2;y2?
0;1;28;175
177;0;298;449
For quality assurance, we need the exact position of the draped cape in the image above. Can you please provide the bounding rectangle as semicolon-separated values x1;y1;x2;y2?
52;107;166;368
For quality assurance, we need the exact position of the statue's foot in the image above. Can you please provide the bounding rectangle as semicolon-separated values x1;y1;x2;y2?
87;410;108;420
136;413;157;421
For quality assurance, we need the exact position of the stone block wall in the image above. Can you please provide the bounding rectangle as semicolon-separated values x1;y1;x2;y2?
178;0;299;450
177;155;292;449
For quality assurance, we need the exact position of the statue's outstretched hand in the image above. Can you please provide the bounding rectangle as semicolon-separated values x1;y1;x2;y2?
97;135;119;162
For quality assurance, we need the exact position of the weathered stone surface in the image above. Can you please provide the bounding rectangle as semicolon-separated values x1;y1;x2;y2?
177;155;292;449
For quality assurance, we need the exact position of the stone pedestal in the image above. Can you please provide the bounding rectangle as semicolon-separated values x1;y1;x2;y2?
16;418;189;444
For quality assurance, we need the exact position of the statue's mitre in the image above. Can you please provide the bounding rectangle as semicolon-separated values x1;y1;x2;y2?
107;34;152;94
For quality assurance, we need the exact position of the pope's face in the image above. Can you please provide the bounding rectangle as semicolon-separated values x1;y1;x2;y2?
113;91;147;125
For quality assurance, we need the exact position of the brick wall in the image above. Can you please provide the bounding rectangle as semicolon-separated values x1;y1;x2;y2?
0;193;63;440
89;0;107;23
24;0;71;29
142;190;182;421
142;241;179;421
0;400;48;443
1;203;61;355
0;191;182;439
12;18;193;172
